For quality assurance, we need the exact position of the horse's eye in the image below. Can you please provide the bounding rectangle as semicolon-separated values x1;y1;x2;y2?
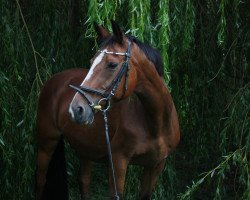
107;62;118;70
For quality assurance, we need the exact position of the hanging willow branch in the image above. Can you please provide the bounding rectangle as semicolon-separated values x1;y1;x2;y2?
217;0;227;46
157;0;170;81
16;0;43;85
85;0;121;38
128;0;151;41
178;147;249;200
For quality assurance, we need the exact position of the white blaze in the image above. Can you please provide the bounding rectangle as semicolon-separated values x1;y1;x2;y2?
81;49;106;85
68;49;107;117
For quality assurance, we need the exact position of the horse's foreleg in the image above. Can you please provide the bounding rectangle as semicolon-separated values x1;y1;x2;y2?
79;160;92;200
139;159;166;200
109;155;129;200
36;138;60;200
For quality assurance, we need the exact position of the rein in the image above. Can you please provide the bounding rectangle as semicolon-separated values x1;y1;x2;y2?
69;40;132;200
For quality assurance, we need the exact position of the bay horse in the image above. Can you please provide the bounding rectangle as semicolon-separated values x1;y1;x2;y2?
36;21;180;200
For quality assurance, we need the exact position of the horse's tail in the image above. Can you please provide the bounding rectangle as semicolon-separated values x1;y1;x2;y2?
42;136;68;200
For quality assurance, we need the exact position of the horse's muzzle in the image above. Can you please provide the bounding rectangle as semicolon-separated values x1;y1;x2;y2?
69;101;94;125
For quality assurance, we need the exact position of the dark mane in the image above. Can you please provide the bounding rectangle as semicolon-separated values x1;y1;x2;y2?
100;35;164;77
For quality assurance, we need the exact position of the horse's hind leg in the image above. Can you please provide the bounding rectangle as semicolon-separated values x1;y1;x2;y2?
36;139;59;199
139;160;166;200
79;159;92;200
36;124;62;200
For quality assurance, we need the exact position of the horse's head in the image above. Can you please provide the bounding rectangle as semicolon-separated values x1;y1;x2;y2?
69;21;138;124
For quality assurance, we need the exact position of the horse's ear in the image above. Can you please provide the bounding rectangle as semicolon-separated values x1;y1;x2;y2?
111;20;124;45
93;22;110;42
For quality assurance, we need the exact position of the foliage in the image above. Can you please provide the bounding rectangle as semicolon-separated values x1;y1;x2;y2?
0;0;249;199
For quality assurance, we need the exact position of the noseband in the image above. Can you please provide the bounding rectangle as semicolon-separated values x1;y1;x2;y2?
69;40;131;111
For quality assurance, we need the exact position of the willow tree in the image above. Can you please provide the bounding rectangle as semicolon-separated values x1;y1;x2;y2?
0;0;249;199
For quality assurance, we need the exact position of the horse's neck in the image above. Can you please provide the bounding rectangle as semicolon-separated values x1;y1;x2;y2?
134;56;173;134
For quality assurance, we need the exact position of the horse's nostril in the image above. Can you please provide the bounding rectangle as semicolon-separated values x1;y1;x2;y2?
77;106;84;115
70;103;94;124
